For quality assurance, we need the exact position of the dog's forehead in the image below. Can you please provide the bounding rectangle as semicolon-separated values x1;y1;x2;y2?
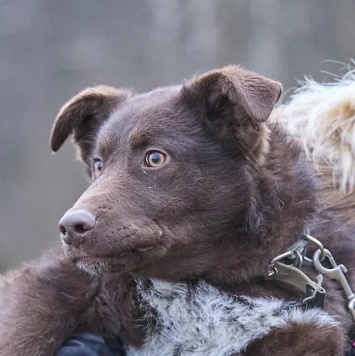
98;85;185;149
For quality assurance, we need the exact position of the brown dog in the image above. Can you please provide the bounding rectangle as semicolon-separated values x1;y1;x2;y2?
0;66;354;356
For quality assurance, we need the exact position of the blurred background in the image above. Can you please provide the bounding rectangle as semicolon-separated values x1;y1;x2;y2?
1;0;355;270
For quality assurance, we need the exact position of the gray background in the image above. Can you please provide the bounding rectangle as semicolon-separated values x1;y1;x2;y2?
1;0;355;270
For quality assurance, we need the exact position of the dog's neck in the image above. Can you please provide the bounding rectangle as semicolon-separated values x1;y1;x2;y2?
202;125;318;286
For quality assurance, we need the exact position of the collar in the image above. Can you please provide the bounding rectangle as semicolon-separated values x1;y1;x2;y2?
265;234;325;309
266;230;355;319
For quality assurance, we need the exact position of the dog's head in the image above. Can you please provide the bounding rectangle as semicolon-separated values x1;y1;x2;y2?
50;66;311;283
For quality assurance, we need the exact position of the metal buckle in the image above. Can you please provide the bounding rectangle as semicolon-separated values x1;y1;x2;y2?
268;239;307;277
268;251;293;277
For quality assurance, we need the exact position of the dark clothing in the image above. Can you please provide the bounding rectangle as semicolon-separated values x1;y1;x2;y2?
55;333;125;356
55;333;355;355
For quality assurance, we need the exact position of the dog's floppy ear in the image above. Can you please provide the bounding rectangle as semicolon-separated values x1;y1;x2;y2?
186;65;282;162
50;86;131;162
189;65;282;123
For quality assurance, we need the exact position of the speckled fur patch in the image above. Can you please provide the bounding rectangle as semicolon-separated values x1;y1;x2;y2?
127;279;338;356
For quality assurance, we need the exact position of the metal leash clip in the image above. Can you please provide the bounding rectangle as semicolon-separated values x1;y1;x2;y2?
313;248;355;323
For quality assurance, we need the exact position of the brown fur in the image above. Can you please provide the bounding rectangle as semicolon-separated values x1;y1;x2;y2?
0;66;354;355
244;322;346;356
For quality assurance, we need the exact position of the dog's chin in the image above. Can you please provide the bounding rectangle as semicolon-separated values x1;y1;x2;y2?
76;257;112;276
67;252;146;276
76;255;143;276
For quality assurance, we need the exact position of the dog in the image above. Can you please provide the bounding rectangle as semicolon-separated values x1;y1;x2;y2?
0;66;355;356
272;70;355;228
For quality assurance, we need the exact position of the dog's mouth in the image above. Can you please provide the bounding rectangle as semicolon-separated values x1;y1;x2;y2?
66;242;168;275
71;245;154;263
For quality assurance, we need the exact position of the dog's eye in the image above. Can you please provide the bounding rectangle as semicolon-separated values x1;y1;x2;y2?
94;160;104;176
146;151;166;168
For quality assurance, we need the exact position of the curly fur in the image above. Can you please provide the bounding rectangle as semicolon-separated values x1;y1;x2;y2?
272;68;355;226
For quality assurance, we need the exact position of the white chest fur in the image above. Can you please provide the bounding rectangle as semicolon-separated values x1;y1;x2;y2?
127;279;337;356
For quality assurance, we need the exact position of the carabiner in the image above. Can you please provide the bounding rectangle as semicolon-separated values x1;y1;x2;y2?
313;249;355;322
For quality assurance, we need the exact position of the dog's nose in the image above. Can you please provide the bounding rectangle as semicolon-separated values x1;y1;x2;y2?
58;209;96;245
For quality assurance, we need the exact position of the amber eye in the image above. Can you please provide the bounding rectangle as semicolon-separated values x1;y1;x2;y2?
94;160;104;176
146;151;166;168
